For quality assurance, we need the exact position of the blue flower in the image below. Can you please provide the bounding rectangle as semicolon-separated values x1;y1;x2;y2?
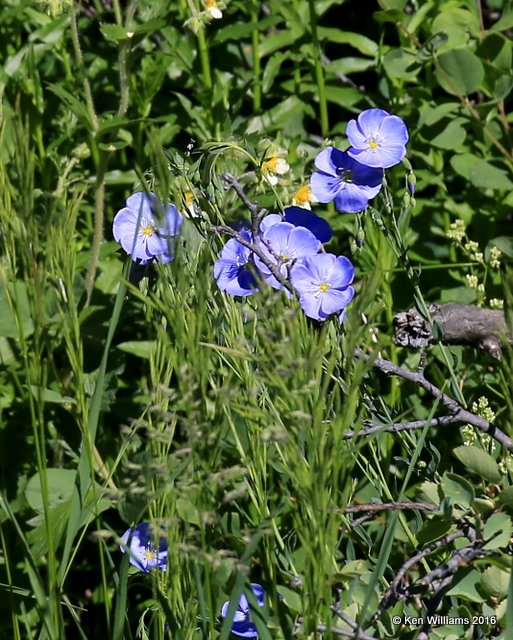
120;522;168;572
220;583;266;638
283;206;333;243
346;108;409;169
256;222;321;293
260;207;332;243
214;230;260;296
113;192;183;264
310;148;383;214
291;253;355;321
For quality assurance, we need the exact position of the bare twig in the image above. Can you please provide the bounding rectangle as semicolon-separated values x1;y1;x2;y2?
377;530;466;616
345;501;437;515
221;173;261;218
355;349;513;452
416;575;453;640
343;415;461;439
210;224;295;295
344;501;437;526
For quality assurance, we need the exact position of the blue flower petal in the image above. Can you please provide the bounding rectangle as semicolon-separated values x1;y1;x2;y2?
283;206;333;243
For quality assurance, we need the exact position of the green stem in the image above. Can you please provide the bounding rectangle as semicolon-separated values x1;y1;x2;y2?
251;1;261;111
84;155;107;303
70;3;98;134
197;27;212;90
307;0;328;137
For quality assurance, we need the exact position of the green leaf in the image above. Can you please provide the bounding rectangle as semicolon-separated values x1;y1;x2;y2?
176;498;200;526
100;23;129;43
327;57;375;75
484;513;512;550
419;102;459;127
25;469;76;512
498;485;513;507
480;566;510;600
117;341;156;359
453;445;502;483
373;9;404;23
317;29;378;56
0;282;34;338
488;237;513;260
450;154;513;190
441;472;475;509
262;52;288;93
490;8;513;32
29;386;76;405
213;15;280;46
382;48;418;80
429;117;467;149
447;569;485;602
436;49;485;95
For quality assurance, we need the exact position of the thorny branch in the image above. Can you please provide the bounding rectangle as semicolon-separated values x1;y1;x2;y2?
353;349;513;453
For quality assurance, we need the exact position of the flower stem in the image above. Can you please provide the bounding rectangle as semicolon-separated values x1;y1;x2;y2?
307;0;329;137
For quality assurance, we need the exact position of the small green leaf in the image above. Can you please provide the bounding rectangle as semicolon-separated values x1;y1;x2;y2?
441;472;475;508
429;117;467;149
480;566;510;600
25;469;76;512
484;513;512;550
498;485;513;507
436;49;485;95
488;237;513;260
176;498;200;526
317;29;378;56
117;341;156;359
450;155;513;190
100;23;130;43
29;386;76;405
447;569;485;602
453;445;502;483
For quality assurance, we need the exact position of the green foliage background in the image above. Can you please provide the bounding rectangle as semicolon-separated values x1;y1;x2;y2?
1;0;513;638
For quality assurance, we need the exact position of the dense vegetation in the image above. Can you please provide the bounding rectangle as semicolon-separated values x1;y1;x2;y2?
1;0;513;638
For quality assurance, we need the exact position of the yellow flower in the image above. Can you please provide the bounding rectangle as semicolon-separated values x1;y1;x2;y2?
203;0;223;19
261;154;289;185
292;185;316;210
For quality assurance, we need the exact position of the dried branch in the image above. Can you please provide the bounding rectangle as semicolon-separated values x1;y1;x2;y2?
220;173;268;241
354;349;513;453
345;502;437;515
394;303;511;359
210;224;295;295
376;530;466;616
344;501;437;526
343;415;461;439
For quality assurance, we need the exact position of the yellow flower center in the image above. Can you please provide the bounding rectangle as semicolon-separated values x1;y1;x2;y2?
262;156;279;174
204;0;217;8
293;185;311;205
279;254;290;263
144;548;156;561
142;225;155;236
368;138;379;149
184;191;194;206
319;282;330;292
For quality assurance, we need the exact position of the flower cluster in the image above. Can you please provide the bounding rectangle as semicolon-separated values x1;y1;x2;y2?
220;583;265;638
120;522;168;572
214;207;355;322
113;192;183;264
310;109;408;213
